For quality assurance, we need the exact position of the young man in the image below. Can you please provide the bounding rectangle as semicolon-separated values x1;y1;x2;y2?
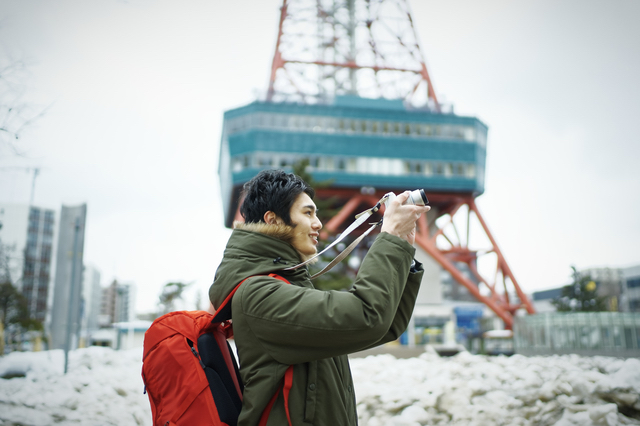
209;169;430;425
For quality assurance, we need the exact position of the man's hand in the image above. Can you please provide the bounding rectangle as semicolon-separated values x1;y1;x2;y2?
380;191;431;245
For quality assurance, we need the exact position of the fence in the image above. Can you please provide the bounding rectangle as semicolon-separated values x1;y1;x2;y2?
514;312;640;358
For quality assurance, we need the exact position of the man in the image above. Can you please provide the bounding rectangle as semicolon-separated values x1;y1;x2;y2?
209;169;430;425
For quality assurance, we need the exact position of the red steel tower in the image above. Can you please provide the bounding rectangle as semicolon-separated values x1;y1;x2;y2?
223;0;535;329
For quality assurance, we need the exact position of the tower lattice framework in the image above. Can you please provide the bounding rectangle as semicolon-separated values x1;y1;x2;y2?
267;0;439;110
264;0;535;328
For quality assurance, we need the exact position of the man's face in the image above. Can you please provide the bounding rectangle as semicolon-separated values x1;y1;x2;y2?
288;192;322;257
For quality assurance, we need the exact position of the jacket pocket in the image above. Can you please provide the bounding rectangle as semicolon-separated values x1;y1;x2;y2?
304;360;318;422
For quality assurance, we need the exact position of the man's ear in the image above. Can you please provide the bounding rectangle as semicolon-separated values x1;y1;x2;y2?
263;211;282;225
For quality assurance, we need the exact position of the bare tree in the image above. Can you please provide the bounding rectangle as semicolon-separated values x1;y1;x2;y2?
0;52;47;156
158;282;192;316
0;239;43;354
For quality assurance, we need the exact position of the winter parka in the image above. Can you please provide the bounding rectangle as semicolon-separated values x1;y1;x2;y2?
209;222;423;426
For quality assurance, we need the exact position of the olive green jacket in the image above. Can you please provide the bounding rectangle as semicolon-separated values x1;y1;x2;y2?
209;222;423;425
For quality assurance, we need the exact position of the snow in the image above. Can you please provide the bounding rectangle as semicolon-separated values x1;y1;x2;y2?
0;347;150;426
1;347;639;425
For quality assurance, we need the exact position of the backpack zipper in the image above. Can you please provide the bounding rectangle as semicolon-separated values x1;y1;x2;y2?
187;339;206;369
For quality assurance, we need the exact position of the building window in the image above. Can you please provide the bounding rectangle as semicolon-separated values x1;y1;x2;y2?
426;124;434;136
466;164;476;178
463;127;476;141
232;158;243;172
628;278;640;289
258;155;272;167
444;163;453;177
326;118;336;133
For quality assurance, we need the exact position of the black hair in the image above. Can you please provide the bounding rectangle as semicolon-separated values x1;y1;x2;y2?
240;169;315;225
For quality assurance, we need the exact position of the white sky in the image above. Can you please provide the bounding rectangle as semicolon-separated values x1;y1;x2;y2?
1;0;638;314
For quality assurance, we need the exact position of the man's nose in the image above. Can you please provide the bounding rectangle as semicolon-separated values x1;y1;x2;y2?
313;217;322;230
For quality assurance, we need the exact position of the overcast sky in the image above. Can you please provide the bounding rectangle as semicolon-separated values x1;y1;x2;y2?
1;0;638;314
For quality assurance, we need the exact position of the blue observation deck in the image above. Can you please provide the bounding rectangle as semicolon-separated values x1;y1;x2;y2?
219;96;488;227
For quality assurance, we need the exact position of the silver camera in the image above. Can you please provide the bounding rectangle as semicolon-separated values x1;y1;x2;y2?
384;189;428;206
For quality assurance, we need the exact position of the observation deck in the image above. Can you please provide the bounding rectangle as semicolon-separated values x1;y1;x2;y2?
219;96;488;227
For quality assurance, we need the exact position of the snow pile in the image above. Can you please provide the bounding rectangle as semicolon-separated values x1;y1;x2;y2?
0;347;150;426
351;352;640;426
1;347;640;425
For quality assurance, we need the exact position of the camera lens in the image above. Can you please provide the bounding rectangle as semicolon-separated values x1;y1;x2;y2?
407;189;428;206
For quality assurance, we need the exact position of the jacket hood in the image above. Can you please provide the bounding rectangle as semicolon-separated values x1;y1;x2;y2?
209;222;311;310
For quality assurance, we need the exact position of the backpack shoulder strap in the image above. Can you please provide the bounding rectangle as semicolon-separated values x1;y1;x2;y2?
259;365;294;426
211;274;290;323
211;273;293;425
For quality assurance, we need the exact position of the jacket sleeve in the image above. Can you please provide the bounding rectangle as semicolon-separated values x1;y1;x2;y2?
359;261;423;350
233;232;417;365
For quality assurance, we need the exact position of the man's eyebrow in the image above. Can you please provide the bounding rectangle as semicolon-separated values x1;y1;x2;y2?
303;204;317;211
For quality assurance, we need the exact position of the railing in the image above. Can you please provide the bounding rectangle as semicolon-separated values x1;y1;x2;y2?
514;312;640;357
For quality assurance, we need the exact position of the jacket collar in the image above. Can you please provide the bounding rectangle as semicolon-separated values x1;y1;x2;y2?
233;221;296;245
232;221;317;264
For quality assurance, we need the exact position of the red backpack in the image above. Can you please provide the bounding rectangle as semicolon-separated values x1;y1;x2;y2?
142;274;293;426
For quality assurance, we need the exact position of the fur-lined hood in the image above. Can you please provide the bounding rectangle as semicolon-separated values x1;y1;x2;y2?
232;221;296;246
209;222;311;309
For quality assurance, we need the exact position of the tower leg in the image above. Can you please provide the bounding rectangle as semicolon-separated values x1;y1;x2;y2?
413;196;535;329
314;189;535;329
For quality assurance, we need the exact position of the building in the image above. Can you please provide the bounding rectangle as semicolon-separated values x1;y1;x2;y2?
581;267;624;311
516;266;640;357
49;204;87;350
113;320;151;350
440;263;480;303
115;282;135;323
531;266;633;313
80;264;102;346
531;287;563;313
622;265;640;312
100;280;136;326
0;204;55;324
219;96;487;228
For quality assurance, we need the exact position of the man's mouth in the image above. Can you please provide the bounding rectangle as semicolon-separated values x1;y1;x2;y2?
310;234;319;244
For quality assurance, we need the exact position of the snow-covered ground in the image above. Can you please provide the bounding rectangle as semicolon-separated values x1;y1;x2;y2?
1;347;639;425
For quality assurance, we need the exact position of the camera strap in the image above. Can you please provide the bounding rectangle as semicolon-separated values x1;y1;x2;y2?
307;220;380;279
283;194;392;279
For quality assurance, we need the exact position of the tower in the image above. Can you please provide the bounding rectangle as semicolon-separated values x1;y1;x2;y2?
218;0;535;328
